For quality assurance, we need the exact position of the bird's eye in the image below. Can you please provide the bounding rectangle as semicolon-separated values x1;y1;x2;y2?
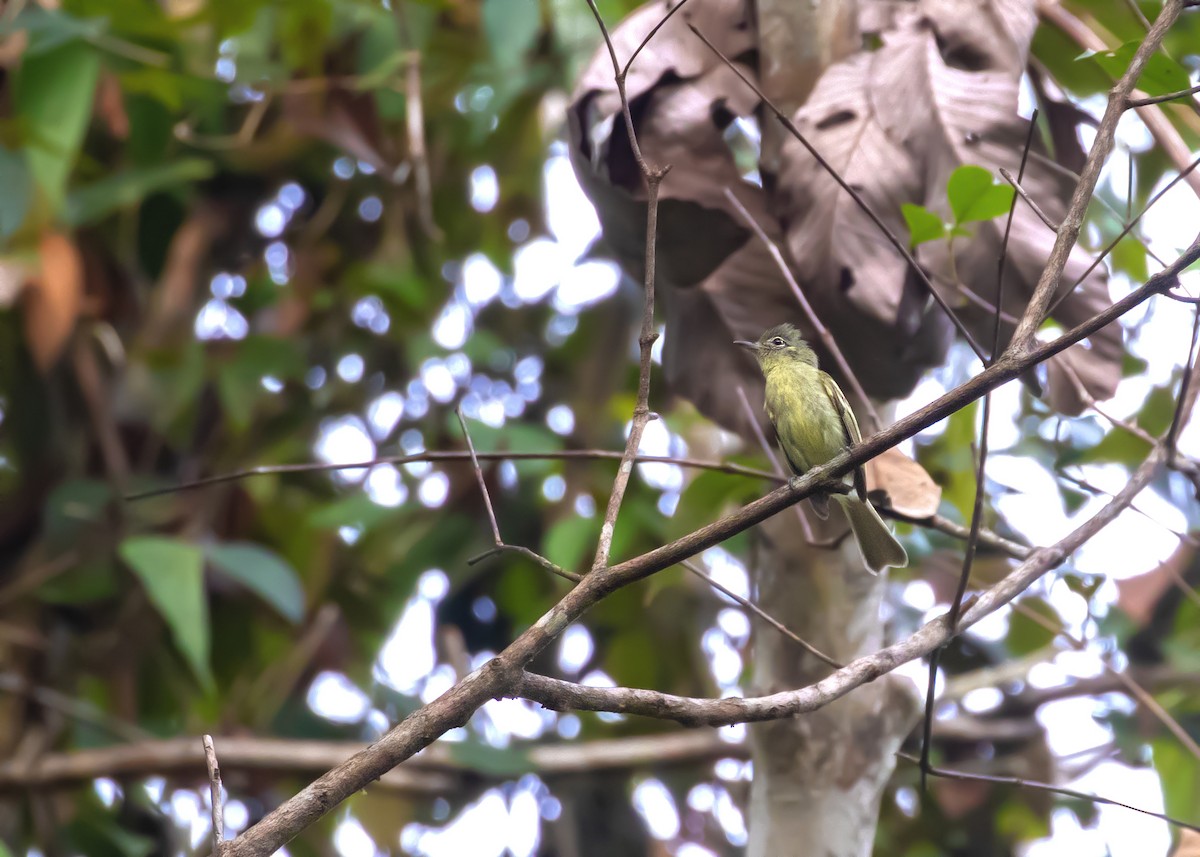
771;337;787;347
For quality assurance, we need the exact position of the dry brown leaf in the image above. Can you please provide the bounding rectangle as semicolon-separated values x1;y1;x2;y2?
776;0;1118;414
1116;545;1193;627
24;232;84;372
95;72;130;140
865;447;942;518
1171;830;1200;857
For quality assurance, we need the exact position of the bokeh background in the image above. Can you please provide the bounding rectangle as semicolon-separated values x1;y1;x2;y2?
1;0;1199;855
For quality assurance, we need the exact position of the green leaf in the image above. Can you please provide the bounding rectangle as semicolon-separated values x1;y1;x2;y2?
1153;737;1200;826
543;514;595;575
0;146;32;238
15;40;100;214
446;741;534;776
119;536;212;688
65;159;215;226
1079;42;1192;97
207;542;306;623
947;165;1015;224
901;203;946;247
309;493;404;531
0;7;106;56
1006;597;1061;656
482;0;540;70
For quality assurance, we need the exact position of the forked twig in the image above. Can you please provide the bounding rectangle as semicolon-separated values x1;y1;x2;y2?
456;408;580;583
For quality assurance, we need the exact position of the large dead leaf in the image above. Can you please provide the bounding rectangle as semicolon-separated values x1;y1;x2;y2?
865;447;942;518
776;0;1118;414
23;232;84;372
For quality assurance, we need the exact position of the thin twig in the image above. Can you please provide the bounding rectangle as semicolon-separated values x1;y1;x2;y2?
1127;83;1200;108
392;0;441;240
456;408;502;545
1011;0;1185;350
583;0;669;573
124;450;777;501
1167;308;1200;454
896;753;1200;832
223;241;1200;857
923;112;1039;788
999;166;1059;232
621;0;696;76
1048;153;1200;319
682;559;842;669
456;408;580;584
203;735;226;855
723;188;882;432
688;24;989;362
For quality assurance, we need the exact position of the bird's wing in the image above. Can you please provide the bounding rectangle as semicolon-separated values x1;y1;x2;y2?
822;372;868;502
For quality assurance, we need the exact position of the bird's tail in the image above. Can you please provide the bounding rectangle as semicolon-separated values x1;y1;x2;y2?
833;495;908;574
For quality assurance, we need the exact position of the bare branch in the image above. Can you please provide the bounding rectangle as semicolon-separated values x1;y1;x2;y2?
203;736;227;856
392;0;441;239
896;753;1200;833
682;559;842;669
125;450;777;502
1127;82;1200;108
223;238;1198;856
998;166;1059;233
456;407;580;582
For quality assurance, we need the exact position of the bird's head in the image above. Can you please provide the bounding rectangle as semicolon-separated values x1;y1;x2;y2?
734;324;818;370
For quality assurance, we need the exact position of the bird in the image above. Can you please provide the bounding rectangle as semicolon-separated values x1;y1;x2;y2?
735;323;908;573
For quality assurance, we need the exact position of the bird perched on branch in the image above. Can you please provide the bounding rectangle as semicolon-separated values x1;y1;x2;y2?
736;324;907;573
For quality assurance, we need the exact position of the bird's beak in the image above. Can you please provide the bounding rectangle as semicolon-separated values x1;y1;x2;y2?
733;340;756;351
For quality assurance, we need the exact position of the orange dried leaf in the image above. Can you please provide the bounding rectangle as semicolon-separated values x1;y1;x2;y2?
24;232;84;372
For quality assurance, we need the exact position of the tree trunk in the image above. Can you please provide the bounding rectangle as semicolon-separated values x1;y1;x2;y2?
746;512;920;857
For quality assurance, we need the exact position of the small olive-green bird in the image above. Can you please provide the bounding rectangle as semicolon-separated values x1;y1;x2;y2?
736;324;908;573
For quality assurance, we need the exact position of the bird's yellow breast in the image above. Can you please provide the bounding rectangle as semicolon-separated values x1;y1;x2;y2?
763;362;847;475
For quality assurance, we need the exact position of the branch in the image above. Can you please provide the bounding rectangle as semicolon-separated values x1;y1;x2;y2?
203;736;227;857
125;450;778;502
682;559;842;669
456;408;580;583
1126;82;1200;108
1011;0;1185;350
223;238;1198;856
516;446;1165;726
0;733;737;792
896;753;1200;833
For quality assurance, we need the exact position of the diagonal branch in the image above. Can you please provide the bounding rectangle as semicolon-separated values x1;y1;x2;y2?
1012;0;1185;349
456;408;579;583
515;446;1166;726
222;238;1198;857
